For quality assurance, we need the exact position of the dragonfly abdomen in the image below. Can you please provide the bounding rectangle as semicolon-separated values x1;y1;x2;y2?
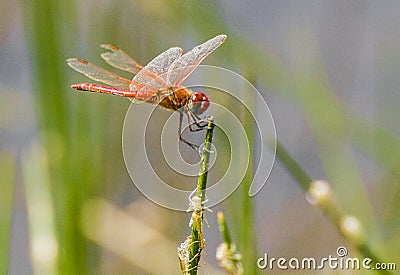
70;83;137;98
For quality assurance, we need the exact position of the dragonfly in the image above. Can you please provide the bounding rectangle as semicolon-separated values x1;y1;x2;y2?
67;34;227;150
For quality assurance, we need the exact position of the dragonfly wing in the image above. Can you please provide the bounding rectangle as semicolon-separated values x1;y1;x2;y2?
166;34;227;86
67;58;143;90
133;47;182;91
100;44;143;75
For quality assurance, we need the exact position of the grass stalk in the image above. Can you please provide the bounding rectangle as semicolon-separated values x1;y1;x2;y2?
237;71;256;273
216;212;243;274
0;150;16;272
276;141;312;190
178;117;215;275
217;212;232;247
23;0;89;272
195;117;215;202
277;141;393;275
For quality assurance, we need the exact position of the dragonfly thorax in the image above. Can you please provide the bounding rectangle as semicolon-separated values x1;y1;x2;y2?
187;92;210;115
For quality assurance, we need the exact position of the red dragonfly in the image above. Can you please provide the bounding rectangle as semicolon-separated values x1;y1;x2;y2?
67;34;227;150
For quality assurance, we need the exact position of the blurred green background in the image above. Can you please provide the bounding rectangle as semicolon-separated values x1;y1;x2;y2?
1;0;400;274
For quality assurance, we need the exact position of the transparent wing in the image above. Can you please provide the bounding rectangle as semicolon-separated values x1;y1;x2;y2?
133;47;182;90
67;58;144;90
100;44;143;75
166;34;227;86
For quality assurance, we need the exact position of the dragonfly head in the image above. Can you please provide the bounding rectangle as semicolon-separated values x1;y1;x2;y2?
188;92;210;115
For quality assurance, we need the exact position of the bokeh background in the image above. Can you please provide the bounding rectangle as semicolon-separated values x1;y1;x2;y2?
1;1;400;274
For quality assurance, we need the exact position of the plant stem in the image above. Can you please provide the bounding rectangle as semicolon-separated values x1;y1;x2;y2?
277;141;393;275
276;140;312;190
216;212;243;275
195;117;215;202
187;117;215;274
217;212;232;248
0;151;16;272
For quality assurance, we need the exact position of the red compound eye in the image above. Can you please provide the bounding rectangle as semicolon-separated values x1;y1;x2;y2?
189;92;210;115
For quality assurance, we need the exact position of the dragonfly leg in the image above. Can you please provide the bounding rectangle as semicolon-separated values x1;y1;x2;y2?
185;112;215;154
187;111;209;132
178;112;200;151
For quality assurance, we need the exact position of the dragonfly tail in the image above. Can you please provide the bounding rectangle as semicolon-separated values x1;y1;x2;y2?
70;83;137;98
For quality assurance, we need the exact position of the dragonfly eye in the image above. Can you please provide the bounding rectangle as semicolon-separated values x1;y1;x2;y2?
189;92;210;115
